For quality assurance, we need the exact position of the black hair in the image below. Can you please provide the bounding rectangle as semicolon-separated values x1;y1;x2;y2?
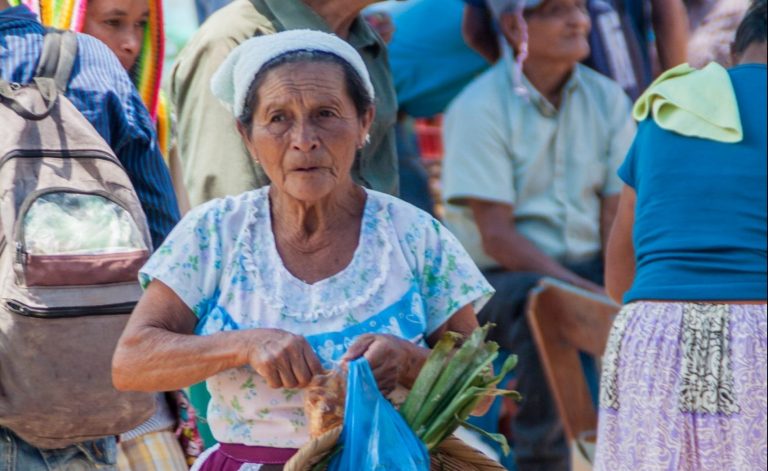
733;0;767;56
238;50;374;133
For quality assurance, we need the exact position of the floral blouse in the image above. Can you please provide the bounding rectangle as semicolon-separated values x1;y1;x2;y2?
140;187;493;448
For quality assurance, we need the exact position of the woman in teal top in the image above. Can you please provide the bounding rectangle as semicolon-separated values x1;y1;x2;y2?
596;2;767;469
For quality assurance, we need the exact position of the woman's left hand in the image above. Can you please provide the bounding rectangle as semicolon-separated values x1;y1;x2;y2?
343;334;413;395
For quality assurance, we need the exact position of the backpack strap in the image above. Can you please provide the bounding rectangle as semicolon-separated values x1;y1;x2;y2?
0;77;59;120
35;28;78;93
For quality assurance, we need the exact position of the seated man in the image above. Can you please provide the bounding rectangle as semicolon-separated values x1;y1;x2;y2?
441;0;635;469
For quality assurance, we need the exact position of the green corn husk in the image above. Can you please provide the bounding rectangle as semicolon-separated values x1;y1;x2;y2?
460;418;512;456
408;325;490;433
400;331;462;424
484;353;519;389
442;342;499;406
421;387;520;449
419;341;498;431
421;353;522;450
400;324;522;454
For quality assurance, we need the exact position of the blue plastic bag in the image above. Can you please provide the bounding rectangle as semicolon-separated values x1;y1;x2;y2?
328;358;430;471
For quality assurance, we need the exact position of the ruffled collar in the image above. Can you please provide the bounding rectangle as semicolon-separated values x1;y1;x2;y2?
240;187;392;322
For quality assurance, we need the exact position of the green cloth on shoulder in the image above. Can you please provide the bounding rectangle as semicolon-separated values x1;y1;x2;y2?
633;62;743;143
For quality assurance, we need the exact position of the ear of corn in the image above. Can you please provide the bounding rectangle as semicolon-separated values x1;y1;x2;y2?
400;324;520;454
422;387;520;449
409;325;488;432
399;331;463;424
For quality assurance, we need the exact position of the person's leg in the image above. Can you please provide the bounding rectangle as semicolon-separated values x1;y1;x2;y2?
479;271;569;471
0;427;117;471
0;427;48;471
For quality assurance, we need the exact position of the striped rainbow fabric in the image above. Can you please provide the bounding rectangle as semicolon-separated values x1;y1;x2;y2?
11;0;171;157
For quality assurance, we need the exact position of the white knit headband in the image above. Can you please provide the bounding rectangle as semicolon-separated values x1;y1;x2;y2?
211;29;376;118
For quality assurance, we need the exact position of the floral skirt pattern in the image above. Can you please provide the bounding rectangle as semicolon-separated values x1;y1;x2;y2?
595;302;767;471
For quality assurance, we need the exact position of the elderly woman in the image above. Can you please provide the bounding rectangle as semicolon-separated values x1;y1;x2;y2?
112;30;493;470
173;1;400;441
597;2;767;469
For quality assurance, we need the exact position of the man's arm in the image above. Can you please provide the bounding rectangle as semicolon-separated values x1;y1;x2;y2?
468;199;603;293
651;0;689;70
605;185;636;303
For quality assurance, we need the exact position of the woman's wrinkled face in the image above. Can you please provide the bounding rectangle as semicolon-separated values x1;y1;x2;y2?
83;0;149;71
505;0;591;64
240;61;374;203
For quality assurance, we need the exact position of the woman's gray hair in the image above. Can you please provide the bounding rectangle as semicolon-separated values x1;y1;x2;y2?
211;29;375;119
237;50;375;133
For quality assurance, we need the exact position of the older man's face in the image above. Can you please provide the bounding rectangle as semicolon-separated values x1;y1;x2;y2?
510;0;592;65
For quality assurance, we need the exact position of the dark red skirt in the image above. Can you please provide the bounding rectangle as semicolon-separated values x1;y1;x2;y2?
193;443;299;470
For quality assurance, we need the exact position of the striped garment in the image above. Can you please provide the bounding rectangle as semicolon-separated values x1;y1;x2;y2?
0;5;180;248
118;429;189;471
121;393;176;442
11;0;173;158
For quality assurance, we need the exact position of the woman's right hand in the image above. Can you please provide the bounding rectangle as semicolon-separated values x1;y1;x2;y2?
244;329;324;389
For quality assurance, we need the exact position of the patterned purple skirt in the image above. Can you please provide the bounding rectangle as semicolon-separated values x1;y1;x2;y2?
595;302;767;471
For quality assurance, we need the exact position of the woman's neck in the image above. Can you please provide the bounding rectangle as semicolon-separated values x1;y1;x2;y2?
522;57;576;109
269;183;365;251
303;0;367;39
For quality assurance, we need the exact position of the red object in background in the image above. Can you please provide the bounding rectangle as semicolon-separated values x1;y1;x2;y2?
414;116;444;161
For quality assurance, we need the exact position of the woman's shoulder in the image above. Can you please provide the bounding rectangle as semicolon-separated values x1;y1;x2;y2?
366;190;437;226
365;190;447;251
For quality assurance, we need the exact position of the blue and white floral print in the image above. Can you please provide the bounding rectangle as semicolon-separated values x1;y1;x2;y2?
140;187;493;447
